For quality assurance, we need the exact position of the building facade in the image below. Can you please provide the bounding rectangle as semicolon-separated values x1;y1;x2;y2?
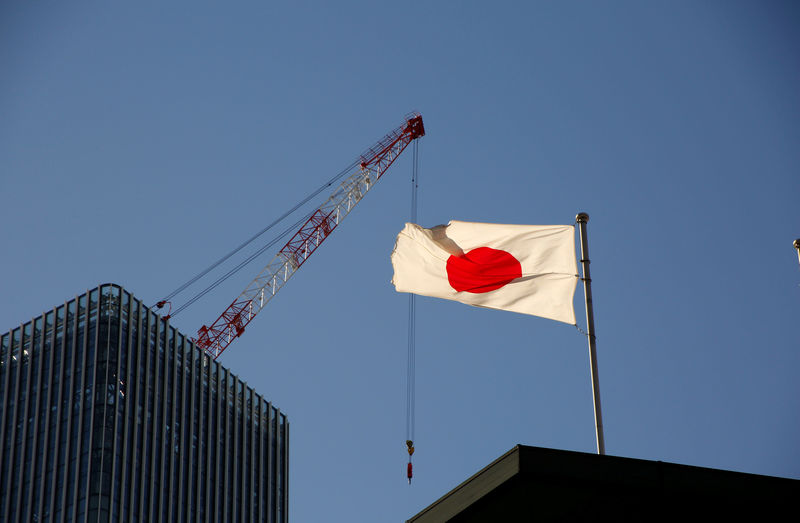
0;284;288;522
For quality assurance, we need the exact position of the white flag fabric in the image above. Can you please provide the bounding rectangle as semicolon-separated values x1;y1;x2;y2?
390;220;579;324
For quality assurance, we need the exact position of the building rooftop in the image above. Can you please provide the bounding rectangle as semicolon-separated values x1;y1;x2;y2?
407;445;799;522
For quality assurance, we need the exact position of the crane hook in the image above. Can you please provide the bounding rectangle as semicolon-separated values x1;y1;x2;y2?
406;440;415;484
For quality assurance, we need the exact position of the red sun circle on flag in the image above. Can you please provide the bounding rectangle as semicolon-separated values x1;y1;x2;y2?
446;247;522;293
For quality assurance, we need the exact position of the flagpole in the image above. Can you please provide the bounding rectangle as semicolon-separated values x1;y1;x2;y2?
576;212;605;455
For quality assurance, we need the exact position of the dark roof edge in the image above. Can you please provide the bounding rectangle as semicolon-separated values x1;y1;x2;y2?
407;445;523;523
407;444;800;522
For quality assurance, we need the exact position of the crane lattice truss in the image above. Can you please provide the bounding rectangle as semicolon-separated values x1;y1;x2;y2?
197;113;425;359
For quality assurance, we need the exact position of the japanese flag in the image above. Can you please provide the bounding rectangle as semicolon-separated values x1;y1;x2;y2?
390;220;578;324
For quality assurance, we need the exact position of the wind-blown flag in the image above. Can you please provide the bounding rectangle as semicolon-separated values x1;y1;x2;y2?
390;220;579;324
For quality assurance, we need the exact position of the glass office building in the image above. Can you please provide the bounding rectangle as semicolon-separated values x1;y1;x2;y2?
0;284;288;522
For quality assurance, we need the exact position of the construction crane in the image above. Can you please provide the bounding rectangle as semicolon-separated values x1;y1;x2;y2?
194;113;425;360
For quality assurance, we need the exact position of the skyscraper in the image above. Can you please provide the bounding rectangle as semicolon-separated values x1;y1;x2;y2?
0;284;288;522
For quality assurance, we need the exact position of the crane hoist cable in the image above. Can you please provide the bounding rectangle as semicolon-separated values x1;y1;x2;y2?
406;137;420;484
153;157;360;313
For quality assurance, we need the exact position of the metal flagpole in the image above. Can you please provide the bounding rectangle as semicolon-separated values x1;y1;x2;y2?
576;212;605;455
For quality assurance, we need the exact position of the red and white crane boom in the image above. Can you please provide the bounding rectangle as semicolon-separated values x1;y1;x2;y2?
197;113;425;359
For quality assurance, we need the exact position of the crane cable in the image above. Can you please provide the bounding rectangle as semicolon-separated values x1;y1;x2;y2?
406;138;420;484
153;158;360;315
169;209;316;318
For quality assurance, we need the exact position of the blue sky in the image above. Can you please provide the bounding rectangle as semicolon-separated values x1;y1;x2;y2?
2;1;798;520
